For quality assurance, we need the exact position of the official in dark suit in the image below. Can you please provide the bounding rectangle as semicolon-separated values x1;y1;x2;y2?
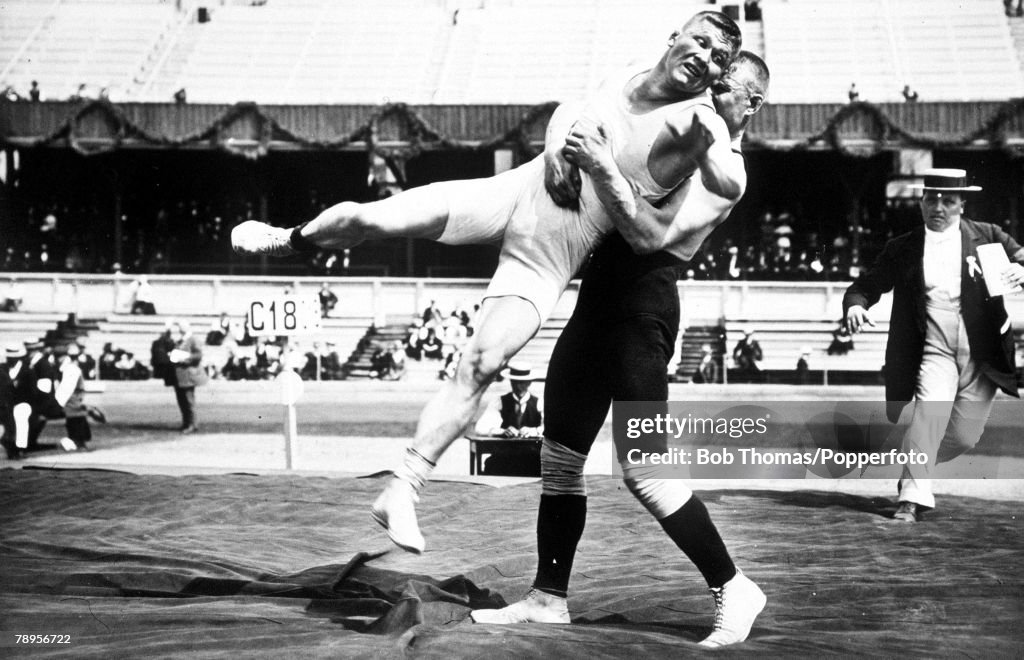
474;362;544;438
168;321;206;434
843;168;1024;522
474;362;543;476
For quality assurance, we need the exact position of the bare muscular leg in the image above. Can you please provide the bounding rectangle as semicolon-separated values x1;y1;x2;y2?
371;295;542;553
232;185;450;255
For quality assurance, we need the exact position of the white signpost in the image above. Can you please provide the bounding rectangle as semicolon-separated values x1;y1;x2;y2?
248;294;321;469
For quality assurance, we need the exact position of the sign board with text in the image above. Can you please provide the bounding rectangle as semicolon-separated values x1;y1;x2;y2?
248;295;321;336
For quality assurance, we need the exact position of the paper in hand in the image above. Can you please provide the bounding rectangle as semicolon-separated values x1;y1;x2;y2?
169;349;191;363
976;243;1023;297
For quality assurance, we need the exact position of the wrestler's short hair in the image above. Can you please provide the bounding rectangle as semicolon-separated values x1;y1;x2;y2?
684;11;743;59
732;50;770;99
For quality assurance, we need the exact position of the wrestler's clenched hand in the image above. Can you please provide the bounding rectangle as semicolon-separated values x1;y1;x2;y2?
562;119;615;175
544;148;582;209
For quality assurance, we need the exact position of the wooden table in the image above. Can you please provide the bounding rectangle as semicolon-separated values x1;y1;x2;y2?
465;434;542;476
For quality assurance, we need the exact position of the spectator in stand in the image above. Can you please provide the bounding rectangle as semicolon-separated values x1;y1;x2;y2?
28;80;40;102
205;312;233;346
115;351;137;380
901;85;919;102
322;342;343;380
422;300;444;328
54;344;91;452
74;338;97;380
732;327;763;380
167;320;205;434
848;82;860;102
128;276;157;315
99;343;119;380
693;344;718;384
1;279;24;312
442;312;468;349
405;319;424;360
795;347;812;385
827;320;855;355
318;282;338;318
744;0;761;20
421;328;444;360
254;337;276;379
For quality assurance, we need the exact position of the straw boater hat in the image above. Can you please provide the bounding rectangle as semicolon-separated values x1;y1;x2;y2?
5;343;27;359
502;362;534;381
909;168;982;192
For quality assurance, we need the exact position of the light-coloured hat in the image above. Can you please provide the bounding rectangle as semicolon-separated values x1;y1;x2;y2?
801;346;812;355
909;168;982;192
5;343;27;359
502;362;534;381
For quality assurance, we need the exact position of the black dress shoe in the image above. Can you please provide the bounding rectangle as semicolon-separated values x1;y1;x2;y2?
893;501;919;522
181;425;198;435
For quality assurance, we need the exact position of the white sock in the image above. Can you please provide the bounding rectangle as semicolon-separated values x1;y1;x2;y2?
393;447;436;491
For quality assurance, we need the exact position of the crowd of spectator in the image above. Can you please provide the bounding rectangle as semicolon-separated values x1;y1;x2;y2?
3;192;963;283
2;198;247;276
403;300;477;380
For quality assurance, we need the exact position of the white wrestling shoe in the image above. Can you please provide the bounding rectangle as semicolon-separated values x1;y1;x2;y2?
470;588;570;624
370;478;425;554
231;220;297;257
698;571;766;647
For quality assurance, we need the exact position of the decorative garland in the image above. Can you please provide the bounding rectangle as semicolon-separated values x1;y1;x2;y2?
12;97;1024;161
744;99;1024;159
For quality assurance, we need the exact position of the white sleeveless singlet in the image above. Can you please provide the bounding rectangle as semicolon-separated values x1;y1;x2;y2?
436;66;714;322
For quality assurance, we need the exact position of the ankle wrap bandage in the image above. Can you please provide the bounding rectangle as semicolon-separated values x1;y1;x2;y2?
289;222;318;253
620;461;692;520
541;438;588;496
394;447;435;491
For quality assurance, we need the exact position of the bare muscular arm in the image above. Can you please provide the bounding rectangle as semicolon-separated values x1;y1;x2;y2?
563;114;745;255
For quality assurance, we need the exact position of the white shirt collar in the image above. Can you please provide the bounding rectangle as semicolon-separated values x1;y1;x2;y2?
924;219;962;244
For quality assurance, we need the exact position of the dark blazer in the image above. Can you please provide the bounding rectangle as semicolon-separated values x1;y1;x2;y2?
843;218;1023;421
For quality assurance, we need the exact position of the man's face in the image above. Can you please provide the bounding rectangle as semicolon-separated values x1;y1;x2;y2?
511;380;532;397
920;191;963;232
712;72;754;135
666;19;734;94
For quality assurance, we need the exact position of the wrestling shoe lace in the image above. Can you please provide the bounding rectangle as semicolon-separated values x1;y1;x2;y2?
698;571;766;647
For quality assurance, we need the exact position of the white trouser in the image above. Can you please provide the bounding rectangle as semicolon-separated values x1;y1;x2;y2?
898;300;997;508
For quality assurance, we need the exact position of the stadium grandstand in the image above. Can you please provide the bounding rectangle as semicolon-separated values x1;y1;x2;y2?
1;0;1024;384
5;5;1024;655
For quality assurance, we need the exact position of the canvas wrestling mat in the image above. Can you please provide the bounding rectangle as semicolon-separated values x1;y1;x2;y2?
1;468;1022;658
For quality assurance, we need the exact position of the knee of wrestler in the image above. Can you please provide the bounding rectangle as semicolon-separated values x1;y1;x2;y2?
456;342;504;391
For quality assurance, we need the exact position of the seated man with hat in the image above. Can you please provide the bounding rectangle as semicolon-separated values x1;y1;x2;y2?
844;168;1024;522
473;362;543;476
